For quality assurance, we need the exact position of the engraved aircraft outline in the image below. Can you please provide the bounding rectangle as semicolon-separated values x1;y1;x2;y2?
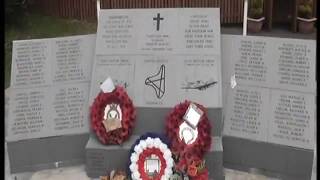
181;79;217;91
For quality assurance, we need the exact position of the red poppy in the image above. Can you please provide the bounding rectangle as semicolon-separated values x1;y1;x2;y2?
193;168;209;180
187;165;198;177
166;100;212;178
91;86;136;144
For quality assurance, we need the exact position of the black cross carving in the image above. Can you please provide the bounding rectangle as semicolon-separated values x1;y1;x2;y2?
153;13;164;31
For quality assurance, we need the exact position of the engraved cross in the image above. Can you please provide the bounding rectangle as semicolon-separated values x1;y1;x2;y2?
153;13;164;31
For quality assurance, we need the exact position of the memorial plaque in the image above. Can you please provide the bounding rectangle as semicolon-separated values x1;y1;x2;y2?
222;35;316;94
134;55;178;107
268;90;315;149
222;35;316;150
50;83;89;135
178;9;220;55
137;10;179;52
223;85;269;142
8;87;51;140
234;38;269;84
7;34;95;141
221;34;316;180
96;10;140;54
7;34;95;173
177;55;222;107
89;55;135;103
271;39;316;93
87;8;224;180
51;36;94;83
11;40;52;87
91;9;222;108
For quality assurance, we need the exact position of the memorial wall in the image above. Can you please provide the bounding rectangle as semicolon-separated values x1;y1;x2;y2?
8;35;96;141
5;7;316;180
91;9;222;108
7;34;96;172
222;35;316;150
86;8;224;179
222;34;316;180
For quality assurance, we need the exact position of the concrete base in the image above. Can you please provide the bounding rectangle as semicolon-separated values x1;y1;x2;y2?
134;108;222;136
86;135;225;180
7;133;89;173
223;136;314;180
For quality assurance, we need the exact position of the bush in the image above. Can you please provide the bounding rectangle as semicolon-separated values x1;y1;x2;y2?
298;0;313;19
248;0;264;19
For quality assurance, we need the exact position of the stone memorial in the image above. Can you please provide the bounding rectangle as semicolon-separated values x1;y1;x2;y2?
86;8;224;179
221;35;316;180
6;34;96;173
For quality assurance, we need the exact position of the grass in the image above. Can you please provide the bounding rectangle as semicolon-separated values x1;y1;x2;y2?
5;12;97;88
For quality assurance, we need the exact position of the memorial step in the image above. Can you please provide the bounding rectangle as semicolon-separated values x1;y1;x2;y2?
7;133;89;173
85;135;224;180
223;136;314;180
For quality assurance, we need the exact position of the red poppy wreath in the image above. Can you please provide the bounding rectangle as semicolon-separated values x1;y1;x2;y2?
90;78;136;145
165;100;212;177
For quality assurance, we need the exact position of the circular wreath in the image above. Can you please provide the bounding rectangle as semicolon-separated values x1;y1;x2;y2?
165;100;212;176
128;133;174;180
90;86;136;144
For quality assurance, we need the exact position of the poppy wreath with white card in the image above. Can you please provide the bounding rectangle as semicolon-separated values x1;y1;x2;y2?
128;132;174;180
91;78;136;145
165;100;212;178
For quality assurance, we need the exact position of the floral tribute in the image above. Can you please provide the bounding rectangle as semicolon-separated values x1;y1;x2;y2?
165;100;212;179
91;85;136;145
100;170;128;180
128;133;174;180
